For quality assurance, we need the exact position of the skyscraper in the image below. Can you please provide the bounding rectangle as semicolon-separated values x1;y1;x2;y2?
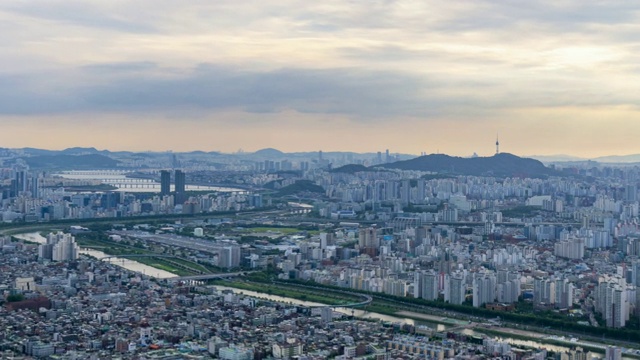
160;170;171;196
101;192;119;209
174;170;186;203
13;169;28;197
29;176;40;198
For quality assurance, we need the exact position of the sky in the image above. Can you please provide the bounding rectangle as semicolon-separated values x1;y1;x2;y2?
2;0;640;157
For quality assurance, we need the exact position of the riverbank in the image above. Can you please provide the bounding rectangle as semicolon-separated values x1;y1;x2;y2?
73;233;202;277
211;280;361;306
232;279;640;358
12;232;179;279
274;279;640;346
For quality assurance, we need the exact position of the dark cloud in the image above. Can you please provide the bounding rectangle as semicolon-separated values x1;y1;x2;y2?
1;65;437;117
1;0;639;121
0;73;81;114
79;65;445;118
0;62;637;119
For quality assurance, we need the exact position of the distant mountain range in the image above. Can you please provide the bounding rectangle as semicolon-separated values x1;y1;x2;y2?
4;146;640;172
529;154;640;164
330;164;373;173
8;146;640;162
24;154;120;169
6;147;414;159
526;154;585;163
379;153;558;178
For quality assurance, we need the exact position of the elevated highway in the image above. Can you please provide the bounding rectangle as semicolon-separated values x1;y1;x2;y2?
167;271;252;282
99;254;178;261
272;281;372;309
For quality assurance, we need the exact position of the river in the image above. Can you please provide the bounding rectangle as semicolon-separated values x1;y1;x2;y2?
213;283;634;358
55;170;243;193
211;285;615;357
12;232;630;358
211;285;451;328
14;232;177;279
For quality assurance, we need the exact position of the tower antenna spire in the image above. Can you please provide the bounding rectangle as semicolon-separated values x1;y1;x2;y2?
495;133;500;154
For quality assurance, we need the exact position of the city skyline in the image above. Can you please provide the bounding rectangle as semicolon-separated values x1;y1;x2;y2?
2;1;640;157
6;142;640;161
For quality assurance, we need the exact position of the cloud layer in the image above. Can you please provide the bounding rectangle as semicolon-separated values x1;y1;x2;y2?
1;0;640;155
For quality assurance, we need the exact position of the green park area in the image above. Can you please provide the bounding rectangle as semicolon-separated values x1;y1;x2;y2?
73;232;210;277
212;278;361;307
217;276;640;346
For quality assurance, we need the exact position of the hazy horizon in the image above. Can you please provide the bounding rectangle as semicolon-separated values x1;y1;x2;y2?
2;1;640;157
10;144;640;160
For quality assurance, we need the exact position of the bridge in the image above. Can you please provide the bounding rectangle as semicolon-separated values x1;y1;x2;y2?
58;170;130;176
96;178;246;191
99;254;178;261
271;282;373;309
167;272;252;282
98;178;156;184
95;178;159;189
310;293;373;309
445;322;477;332
165;274;372;308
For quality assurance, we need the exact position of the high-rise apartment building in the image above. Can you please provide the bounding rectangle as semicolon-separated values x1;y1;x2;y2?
595;277;629;328
358;227;379;256
174;170;186;203
497;279;521;304
444;273;466;305
414;270;438;301
160;170;171;196
39;232;79;262
472;272;496;307
554;238;585;259
554;278;575;309
12;169;28;197
533;277;555;306
219;246;242;269
606;346;622;360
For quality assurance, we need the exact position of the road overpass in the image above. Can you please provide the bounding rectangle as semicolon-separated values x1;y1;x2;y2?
167;272;252;282
99;254;178;261
272;281;373;309
310;293;373;309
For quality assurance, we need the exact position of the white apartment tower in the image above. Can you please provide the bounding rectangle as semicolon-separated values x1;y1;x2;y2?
52;235;79;261
473;272;496;308
414;270;439;301
595;276;629;328
444;272;466;305
39;232;79;262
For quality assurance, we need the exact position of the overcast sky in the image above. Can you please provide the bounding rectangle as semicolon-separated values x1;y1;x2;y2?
2;0;639;157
